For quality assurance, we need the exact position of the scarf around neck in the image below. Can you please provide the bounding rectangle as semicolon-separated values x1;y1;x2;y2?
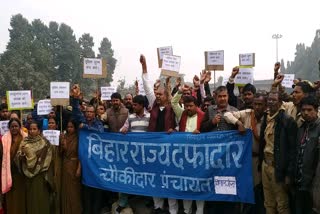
17;135;53;178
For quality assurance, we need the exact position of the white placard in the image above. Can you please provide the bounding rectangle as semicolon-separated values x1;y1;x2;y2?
0;120;9;135
207;50;224;65
37;99;52;115
239;53;254;66
158;46;173;60
50;82;70;99
101;87;117;101
137;79;146;96
43;130;60;146
214;176;237;195
161;55;181;72
282;74;295;88
7;90;33;110
84;58;102;75
235;68;254;85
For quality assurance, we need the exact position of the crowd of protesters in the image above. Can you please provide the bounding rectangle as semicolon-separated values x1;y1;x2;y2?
0;56;319;214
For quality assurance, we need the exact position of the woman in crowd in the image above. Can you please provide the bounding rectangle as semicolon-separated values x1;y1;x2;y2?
9;111;28;133
60;119;82;214
96;103;107;122
47;116;61;214
1;118;27;214
48;117;58;130
16;121;53;214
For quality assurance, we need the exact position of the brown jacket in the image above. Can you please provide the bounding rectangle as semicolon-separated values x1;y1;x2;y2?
106;106;128;132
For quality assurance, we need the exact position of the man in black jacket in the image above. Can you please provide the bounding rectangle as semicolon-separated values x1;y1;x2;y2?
294;96;320;214
259;90;297;214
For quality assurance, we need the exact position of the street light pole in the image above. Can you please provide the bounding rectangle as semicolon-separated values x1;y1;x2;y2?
272;34;282;62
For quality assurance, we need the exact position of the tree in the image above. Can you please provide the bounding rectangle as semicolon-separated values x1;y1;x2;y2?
0;14;117;100
56;23;81;83
280;59;286;73
79;33;96;96
79;33;95;58
117;77;135;98
0;14;44;97
48;21;62;80
98;38;117;85
282;30;320;81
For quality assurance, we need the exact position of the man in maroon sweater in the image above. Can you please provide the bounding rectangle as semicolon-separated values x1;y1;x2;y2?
141;55;177;214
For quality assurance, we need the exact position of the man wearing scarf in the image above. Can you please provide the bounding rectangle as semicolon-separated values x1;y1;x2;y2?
171;85;205;214
141;54;177;214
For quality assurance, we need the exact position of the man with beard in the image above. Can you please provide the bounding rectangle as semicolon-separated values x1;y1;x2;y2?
224;93;268;214
171;85;205;214
227;67;256;110
124;93;134;114
106;92;129;132
141;54;177;214
293;96;320;214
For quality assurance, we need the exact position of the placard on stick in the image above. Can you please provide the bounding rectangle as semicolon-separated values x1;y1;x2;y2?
282;74;295;88
7;90;33;110
83;58;107;79
239;53;255;67
235;67;254;86
136;79;146;96
37;99;52;115
43;130;60;146
101;86;117;101
157;46;173;68
50;82;70;106
161;54;181;77
205;51;224;71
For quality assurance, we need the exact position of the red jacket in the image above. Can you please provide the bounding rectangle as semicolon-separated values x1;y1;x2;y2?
179;108;204;132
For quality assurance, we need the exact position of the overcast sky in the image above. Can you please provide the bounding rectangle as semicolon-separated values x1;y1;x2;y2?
1;0;319;86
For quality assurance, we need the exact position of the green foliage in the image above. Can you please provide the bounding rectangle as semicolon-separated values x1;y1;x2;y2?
282;30;320;80
79;33;96;96
116;77;136;98
0;14;117;100
98;38;117;85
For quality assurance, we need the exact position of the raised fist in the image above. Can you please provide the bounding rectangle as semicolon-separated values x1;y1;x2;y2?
231;67;239;78
71;84;81;98
140;54;146;65
274;62;281;72
140;54;147;73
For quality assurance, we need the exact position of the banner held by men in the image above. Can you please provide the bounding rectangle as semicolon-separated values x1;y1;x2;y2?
79;129;254;203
